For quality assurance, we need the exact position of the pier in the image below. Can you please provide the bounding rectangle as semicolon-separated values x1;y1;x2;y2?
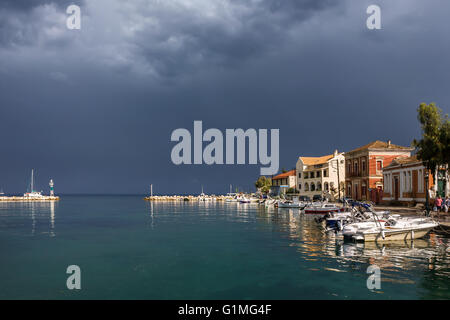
0;196;60;202
143;195;228;201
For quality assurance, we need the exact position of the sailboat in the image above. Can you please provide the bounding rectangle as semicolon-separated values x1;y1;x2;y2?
23;169;44;199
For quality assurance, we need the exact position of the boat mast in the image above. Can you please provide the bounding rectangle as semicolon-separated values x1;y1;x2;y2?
31;169;34;193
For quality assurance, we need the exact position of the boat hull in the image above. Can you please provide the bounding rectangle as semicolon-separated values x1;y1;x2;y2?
304;208;345;215
345;226;434;242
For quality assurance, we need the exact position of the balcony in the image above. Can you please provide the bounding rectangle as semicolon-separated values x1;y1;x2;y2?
347;171;364;177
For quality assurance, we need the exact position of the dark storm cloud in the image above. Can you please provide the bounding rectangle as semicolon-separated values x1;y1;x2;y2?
0;0;83;10
0;0;449;194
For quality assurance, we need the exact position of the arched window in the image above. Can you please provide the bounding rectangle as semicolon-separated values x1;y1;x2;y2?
317;182;322;191
311;183;316;191
324;182;329;191
305;183;309;191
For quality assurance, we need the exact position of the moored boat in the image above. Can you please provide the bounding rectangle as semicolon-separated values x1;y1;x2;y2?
304;202;345;215
342;216;439;242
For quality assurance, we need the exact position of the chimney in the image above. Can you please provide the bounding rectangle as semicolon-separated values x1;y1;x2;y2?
334;149;338;157
387;140;391;147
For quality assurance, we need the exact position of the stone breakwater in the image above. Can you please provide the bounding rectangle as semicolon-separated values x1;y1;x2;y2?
0;196;60;202
144;195;228;201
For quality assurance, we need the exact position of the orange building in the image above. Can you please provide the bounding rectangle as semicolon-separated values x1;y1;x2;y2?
345;140;413;202
271;170;296;194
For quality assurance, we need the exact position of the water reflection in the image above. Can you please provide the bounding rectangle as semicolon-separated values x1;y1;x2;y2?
0;201;58;236
256;205;450;295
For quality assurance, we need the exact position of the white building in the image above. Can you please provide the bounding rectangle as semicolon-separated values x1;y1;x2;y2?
296;150;346;200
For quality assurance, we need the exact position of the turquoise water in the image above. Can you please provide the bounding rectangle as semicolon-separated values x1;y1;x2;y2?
0;195;449;299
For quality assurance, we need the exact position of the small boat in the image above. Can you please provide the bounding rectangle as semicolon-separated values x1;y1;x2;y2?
342;216;439;242
278;196;305;209
239;197;251;203
264;199;277;207
304;202;345;215
23;169;45;199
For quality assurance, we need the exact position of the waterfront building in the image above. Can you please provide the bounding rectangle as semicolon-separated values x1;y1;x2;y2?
270;170;296;195
296;150;345;200
382;156;434;204
345;140;413;202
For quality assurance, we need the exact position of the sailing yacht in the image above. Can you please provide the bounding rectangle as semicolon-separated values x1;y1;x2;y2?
23;169;44;199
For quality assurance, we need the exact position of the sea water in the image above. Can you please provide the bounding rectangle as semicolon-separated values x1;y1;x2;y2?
0;195;448;299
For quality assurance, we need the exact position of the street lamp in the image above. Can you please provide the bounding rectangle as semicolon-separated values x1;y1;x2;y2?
425;170;430;217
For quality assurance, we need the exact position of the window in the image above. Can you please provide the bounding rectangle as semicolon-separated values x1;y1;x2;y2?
323;169;328;177
408;171;412;192
311;183;316;191
362;160;366;174
305;183;309;191
418;170;423;192
403;172;407;191
324;182;329;191
317;182;322;191
354;162;358;175
298;184;302;190
304;172;309;179
362;184;367;197
377;160;383;171
298;172;301;178
348;163;352;174
317;171;321;177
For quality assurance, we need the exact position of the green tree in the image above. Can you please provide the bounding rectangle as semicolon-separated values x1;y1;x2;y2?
255;176;272;194
286;187;297;194
413;102;450;174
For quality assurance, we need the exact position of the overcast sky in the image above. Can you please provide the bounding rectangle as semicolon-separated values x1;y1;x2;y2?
0;0;449;195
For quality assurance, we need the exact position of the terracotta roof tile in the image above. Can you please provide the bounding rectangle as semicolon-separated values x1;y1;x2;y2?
299;155;334;166
272;169;296;180
348;140;412;153
384;156;421;168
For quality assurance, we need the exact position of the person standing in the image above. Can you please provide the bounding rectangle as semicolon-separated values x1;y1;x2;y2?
445;197;450;213
435;196;443;212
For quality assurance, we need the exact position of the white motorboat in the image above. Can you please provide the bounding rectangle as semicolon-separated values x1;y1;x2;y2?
239;197;251;203
278;196;304;209
342;215;439;242
264;199;277;207
304;202;345;215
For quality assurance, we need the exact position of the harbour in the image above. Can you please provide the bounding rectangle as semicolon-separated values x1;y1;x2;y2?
0;195;448;299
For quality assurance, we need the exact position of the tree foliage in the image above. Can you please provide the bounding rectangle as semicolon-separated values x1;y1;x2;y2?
255;176;272;193
413;103;450;174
